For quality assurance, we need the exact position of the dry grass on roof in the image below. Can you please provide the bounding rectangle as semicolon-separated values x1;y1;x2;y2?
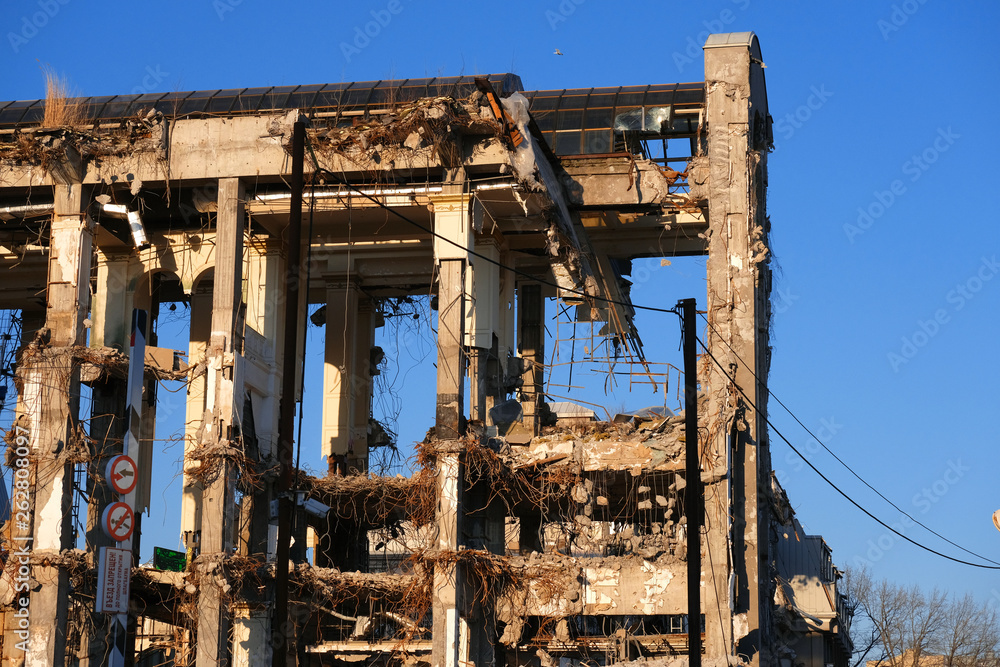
41;67;86;129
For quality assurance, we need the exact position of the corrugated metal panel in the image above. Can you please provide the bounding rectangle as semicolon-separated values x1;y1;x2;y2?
0;73;524;129
522;82;704;156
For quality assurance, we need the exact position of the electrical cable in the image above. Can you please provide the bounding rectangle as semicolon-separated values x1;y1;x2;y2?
302;140;679;317
699;313;1000;568
697;336;1000;571
293;179;317;481
300;133;997;568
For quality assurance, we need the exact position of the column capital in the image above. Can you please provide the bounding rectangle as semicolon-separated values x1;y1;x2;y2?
428;191;471;213
430;193;471;263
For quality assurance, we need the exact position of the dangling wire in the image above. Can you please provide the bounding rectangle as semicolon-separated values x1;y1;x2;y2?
293;176;317;479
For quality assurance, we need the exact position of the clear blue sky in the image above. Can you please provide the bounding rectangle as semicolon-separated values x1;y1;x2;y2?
3;0;998;606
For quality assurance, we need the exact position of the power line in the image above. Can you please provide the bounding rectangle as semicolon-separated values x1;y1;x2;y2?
303;140;999;569
699;313;1000;568
302;141;679;317
697;336;1000;571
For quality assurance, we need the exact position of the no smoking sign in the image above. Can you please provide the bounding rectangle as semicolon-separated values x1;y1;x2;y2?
106;454;137;495
102;502;135;542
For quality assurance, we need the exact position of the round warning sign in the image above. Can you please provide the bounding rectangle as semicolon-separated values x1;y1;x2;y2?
106;454;138;495
102;501;135;542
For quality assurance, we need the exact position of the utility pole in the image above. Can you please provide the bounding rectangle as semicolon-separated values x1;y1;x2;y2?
679;298;702;667
273;119;305;667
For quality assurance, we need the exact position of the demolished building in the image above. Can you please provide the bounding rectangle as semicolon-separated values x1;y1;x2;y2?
0;32;853;667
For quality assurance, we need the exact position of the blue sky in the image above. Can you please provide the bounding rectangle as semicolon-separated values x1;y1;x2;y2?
3;0;999;606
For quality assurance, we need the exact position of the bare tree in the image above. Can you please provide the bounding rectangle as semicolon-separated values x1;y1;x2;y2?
941;594;1000;667
844;569;1000;667
869;579;915;667
844;566;885;667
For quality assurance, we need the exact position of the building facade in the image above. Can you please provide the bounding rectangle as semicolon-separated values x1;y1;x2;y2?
0;33;851;667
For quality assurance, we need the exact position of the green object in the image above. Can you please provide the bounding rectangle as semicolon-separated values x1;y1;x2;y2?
153;547;186;572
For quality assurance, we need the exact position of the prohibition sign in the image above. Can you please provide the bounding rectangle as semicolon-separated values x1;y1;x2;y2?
102;501;135;542
106;454;138;495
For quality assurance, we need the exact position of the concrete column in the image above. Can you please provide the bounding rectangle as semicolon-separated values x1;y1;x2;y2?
437;261;466;440
517;283;545;436
321;281;370;474
180;281;212;551
465;239;502;424
702;32;772;666
14;181;92;667
317;281;374;568
234;228;289;665
0;313;38;665
89;252;133;350
429;181;472;667
82;252;133;665
196;177;246;666
496;249;516;365
350;299;374;471
243;238;285;457
431;448;462;667
431;188;470;440
492;249;517;424
232;603;273;667
132;275;164;521
237;239;283;561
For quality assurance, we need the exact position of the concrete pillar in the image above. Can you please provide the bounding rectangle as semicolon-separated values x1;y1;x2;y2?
81;252;134;665
243;238;284;454
431;448;462;667
428;181;472;667
317;279;374;569
431;188;470;440
496;249;516;365
227;239;282;665
132;274;163;520
350;299;374;471
12;181;92;666
517;283;545;436
465;239;502;424
321;281;373;474
493;249;517;423
89;252;133;350
232;603;273;667
702;32;772;666
0;313;39;664
237;239;283;561
437;260;466;440
181;280;213;551
195;177;246;666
